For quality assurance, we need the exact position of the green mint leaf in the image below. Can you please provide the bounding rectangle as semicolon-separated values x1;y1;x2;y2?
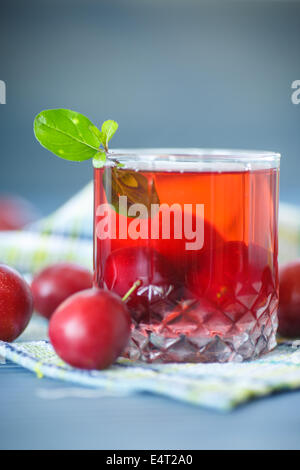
101;120;118;150
93;151;106;168
34;109;102;162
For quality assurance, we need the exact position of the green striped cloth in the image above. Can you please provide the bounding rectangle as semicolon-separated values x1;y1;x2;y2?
1;336;300;411
0;182;93;274
0;184;300;410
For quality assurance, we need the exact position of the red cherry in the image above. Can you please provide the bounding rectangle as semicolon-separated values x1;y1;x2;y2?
151;211;224;272
31;263;93;319
103;247;181;319
49;288;131;370
0;264;33;342
97;211;223;274
0;196;38;231
187;240;247;291
186;241;275;320
94;208;224;293
278;261;300;337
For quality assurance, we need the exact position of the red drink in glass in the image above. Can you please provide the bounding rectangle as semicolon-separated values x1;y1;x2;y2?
94;149;280;362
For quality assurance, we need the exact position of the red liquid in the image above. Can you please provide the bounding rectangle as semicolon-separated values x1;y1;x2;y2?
94;166;279;362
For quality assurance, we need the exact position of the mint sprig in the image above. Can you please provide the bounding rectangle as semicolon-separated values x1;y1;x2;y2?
34;108;160;215
34;109;118;168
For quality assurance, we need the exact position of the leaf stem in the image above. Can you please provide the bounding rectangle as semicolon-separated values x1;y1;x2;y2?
122;280;142;302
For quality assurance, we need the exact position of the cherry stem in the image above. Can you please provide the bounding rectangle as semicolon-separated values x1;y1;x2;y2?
122;280;142;303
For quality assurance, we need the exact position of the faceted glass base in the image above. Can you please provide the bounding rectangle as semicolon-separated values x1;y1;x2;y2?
126;309;278;363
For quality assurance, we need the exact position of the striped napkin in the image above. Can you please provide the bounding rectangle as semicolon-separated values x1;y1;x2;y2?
1;337;300;411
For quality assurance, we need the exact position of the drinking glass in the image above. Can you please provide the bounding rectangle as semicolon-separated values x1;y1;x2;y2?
94;149;280;363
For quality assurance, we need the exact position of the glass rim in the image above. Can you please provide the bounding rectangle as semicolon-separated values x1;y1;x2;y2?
103;148;281;172
108;148;281;164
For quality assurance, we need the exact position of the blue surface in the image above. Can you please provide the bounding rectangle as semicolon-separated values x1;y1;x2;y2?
1;359;300;450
